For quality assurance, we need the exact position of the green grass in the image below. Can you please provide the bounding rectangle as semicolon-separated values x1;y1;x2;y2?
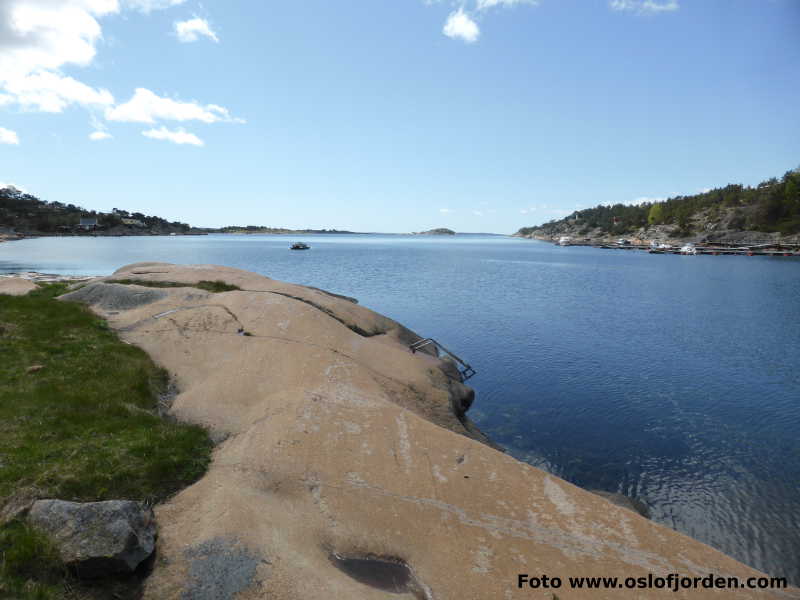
0;521;64;599
106;279;241;293
0;283;212;598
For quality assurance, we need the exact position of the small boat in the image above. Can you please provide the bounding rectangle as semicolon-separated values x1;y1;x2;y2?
679;243;697;255
649;241;673;253
557;236;572;246
290;242;310;250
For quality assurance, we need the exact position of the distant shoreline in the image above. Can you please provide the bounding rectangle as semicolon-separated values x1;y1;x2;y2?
2;231;510;241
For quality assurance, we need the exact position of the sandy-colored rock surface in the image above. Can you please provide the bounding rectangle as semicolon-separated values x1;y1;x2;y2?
62;263;798;599
0;277;37;296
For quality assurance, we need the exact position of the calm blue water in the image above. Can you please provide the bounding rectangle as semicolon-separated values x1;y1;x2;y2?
3;234;799;582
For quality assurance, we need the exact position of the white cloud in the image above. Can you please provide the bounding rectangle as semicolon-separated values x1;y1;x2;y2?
0;182;27;192
142;126;203;146
3;71;113;113
610;0;679;15
107;88;241;124
443;8;480;43
476;0;538;10
175;17;218;43
519;204;576;217
472;210;484;217
439;208;454;214
0;0;117;112
0;0;237;142
0;1;116;75
89;130;112;140
0;127;20;145
435;0;541;42
122;0;185;13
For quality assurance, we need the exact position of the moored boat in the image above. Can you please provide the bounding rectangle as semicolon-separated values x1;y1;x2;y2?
290;242;310;250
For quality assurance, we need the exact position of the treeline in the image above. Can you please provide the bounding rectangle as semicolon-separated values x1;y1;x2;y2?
218;225;296;233
517;169;800;237
0;186;191;233
216;226;356;234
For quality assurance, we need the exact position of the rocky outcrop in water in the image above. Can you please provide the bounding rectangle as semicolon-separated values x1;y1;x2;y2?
414;228;456;235
59;263;798;599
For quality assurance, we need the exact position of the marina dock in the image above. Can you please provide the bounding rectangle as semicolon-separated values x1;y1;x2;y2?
553;239;800;257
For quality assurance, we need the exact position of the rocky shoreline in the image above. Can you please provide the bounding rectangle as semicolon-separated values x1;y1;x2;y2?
513;225;800;247
2;266;797;598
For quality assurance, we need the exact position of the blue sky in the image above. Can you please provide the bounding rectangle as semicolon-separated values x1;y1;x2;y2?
1;0;798;233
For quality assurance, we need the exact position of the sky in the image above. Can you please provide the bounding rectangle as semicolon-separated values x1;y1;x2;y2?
1;0;798;233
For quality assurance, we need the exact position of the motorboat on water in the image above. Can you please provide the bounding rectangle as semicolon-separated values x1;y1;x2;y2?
679;243;697;255
557;236;572;246
649;241;674;252
290;242;310;250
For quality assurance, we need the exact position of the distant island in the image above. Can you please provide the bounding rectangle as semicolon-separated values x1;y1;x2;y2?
515;169;800;245
413;228;456;235
216;226;360;235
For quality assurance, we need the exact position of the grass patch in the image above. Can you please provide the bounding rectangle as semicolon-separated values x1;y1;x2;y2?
0;283;212;597
0;521;64;599
106;279;241;293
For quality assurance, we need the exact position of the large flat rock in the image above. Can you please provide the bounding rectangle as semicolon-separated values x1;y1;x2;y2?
0;277;37;296
62;263;799;599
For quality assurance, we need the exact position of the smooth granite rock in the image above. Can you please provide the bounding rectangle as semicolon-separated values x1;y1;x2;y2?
0;277;37;296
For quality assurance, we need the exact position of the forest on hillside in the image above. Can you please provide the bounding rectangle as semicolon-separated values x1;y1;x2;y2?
516;169;800;238
0;186;191;233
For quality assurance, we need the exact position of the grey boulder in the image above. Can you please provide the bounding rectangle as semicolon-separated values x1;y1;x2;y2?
28;500;156;578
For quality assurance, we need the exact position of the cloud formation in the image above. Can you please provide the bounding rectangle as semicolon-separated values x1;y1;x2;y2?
519;204;573;217
0;0;116;112
433;0;675;45
0;127;20;145
476;0;538;10
89;130;112;141
0;0;238;145
4;71;114;113
142;126;203;146
443;8;480;43
106;88;241;124
609;0;679;15
175;17;219;43
123;0;186;13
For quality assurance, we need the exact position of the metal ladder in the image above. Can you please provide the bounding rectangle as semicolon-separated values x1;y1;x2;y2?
409;338;477;382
